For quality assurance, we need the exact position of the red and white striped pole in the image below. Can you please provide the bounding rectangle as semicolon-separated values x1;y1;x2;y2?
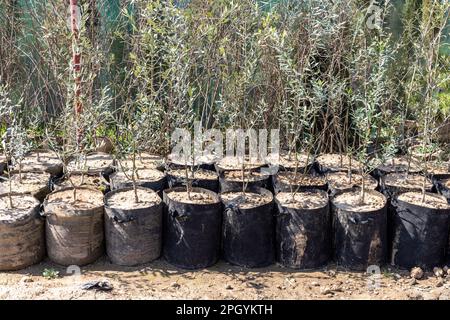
70;0;83;148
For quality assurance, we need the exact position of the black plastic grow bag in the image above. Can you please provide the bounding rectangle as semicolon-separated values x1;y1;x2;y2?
379;175;432;200
221;187;275;268
326;173;379;197
434;177;450;204
214;162;266;175
430;172;450;183
380;174;433;258
167;160;215;172
167;171;219;193
448;233;450;263
274;159;317;173
163;187;222;270
271;173;327;194
50;173;110;194
104;187;164;266
109;173;167;195
372;157;420;179
219;173;271;193
331;189;388;271
316;155;359;175
275;190;331;269
68;152;116;180
391;192;450;270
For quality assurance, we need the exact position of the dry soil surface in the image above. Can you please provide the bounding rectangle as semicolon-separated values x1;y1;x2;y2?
1;258;449;300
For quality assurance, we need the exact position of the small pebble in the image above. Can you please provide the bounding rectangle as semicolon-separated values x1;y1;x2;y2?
443;266;449;275
321;287;334;295
327;270;337;277
332;285;343;292
20;276;33;284
410;267;424;280
433;267;444;278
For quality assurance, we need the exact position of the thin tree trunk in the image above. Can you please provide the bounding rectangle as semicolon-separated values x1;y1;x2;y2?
184;152;191;200
6;161;13;209
360;169;366;205
70;0;83;148
348;154;352;183
132;142;139;203
18;159;22;183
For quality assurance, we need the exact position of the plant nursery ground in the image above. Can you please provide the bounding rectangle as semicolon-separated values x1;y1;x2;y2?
0;258;449;300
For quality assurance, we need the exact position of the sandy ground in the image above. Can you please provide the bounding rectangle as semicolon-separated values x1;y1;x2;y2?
1;257;449;300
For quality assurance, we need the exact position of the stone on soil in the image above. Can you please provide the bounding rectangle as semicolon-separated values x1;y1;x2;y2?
433;267;444;278
410;267;424;280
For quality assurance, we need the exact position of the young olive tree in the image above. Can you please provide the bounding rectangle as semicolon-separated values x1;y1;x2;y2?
349;1;397;204
213;1;272;194
407;1;449;201
115;105;147;203
118;0;195;199
270;0;341;197
0;83;32;208
40;1;115;202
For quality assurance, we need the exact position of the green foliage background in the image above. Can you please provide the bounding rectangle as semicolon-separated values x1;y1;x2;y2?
0;0;448;157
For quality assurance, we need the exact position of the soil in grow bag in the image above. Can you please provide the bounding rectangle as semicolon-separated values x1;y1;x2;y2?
0;194;44;271
167;168;219;193
12;149;63;177
0;172;51;202
427;161;450;181
272;171;327;194
326;172;378;195
221;188;275;268
43;187;105;266
110;168;166;193
275;190;330;269
67;152;115;178
316;154;362;174
167;154;218;171
265;152;315;172
374;156;421;178
220;170;270;193
331;188;388;271
51;173;109;194
114;153;165;171
391;192;450;270
381;172;433;256
215;156;265;174
380;173;433;199
163;187;222;269
409;145;443;162
105;187;163;266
